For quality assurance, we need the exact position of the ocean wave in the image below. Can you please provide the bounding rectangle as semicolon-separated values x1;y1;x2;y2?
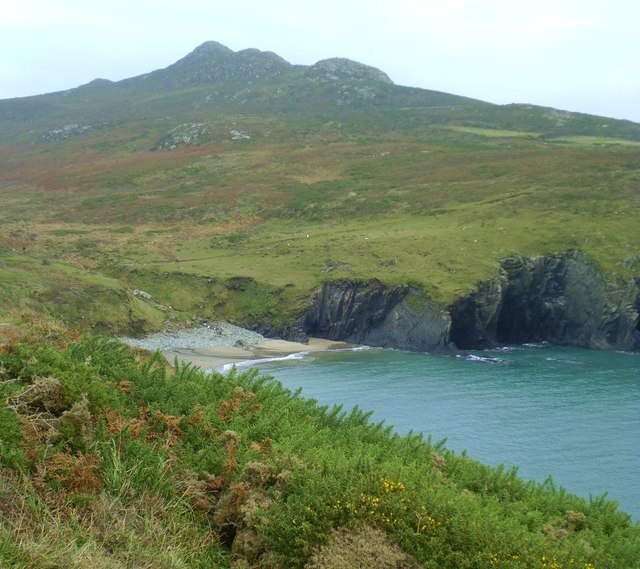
220;351;310;372
545;357;583;365
615;350;639;357
328;345;372;353
457;354;503;364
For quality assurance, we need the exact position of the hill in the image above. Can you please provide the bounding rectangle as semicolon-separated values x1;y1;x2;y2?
0;41;638;348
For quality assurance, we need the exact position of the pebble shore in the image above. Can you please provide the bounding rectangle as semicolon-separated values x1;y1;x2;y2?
119;323;265;353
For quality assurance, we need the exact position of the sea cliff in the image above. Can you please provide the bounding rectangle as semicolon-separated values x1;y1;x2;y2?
295;251;639;352
302;280;451;351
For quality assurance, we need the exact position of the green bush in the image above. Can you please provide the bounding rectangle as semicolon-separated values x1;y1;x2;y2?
0;324;638;568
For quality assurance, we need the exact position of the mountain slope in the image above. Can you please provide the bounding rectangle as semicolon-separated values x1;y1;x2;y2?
0;41;638;340
3;41;639;142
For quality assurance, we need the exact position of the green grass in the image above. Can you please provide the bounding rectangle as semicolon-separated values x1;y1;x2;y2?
445;126;540;138
1;322;638;568
163;199;637;303
0;253;172;335
547;136;640;146
444;126;640;147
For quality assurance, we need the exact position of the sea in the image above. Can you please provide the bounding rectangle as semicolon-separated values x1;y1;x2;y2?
233;343;639;520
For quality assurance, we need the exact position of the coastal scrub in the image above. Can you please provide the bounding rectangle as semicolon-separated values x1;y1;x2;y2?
0;316;638;568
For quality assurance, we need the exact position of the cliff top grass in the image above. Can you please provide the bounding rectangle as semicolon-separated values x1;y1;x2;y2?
1;318;638;568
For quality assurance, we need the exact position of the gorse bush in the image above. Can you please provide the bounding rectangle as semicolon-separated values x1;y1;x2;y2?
0;318;638;568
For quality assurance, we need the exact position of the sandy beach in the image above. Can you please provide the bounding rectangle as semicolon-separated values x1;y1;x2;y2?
163;337;351;371
120;323;355;372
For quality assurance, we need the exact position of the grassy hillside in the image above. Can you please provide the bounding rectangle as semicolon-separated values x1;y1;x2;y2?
0;42;639;331
1;118;638;330
1;320;638;568
1;43;638;569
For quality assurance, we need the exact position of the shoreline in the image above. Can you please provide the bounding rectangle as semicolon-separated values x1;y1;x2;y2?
120;324;354;372
163;336;353;371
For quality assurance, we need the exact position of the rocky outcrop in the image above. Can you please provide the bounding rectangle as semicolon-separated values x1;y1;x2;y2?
448;276;507;349
306;58;393;85
161;41;291;87
153;122;209;150
450;251;639;351
280;252;638;353
302;280;451;351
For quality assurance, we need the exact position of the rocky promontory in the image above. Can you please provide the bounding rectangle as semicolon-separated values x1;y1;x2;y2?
303;280;451;352
294;251;639;352
451;251;638;351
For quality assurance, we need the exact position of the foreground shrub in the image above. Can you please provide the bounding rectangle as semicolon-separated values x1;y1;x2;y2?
0;318;638;568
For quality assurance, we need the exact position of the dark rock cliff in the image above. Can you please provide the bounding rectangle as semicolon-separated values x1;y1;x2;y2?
633;278;640;350
275;252;638;353
450;251;639;351
448;276;507;349
302;280;451;351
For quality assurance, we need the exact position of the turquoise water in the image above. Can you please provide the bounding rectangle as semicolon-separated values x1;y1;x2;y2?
249;344;640;519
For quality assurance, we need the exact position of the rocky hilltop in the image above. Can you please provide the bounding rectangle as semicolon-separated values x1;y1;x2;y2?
3;40;640;142
137;41;293;88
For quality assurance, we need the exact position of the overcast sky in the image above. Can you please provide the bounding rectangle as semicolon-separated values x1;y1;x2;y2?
1;0;638;122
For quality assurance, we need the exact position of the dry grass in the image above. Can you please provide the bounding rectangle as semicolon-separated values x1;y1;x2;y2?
305;525;421;569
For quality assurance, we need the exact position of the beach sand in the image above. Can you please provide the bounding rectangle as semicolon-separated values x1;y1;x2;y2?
163;337;351;371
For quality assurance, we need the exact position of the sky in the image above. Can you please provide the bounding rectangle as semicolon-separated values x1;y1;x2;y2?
1;0;639;122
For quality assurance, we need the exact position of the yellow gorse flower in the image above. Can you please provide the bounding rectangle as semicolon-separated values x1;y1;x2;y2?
380;476;407;493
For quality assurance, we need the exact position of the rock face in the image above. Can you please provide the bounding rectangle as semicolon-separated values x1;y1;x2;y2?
302;280;451;351
448;276;507;349
450;251;639;351
299;252;639;353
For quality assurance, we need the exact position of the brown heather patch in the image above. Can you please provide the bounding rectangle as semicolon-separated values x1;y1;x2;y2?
103;407;130;436
46;451;103;492
103;405;187;448
0;323;22;350
18;414;44;469
31;144;218;192
103;407;150;440
197;432;239;494
114;380;131;394
216;387;261;424
188;403;217;437
152;409;185;447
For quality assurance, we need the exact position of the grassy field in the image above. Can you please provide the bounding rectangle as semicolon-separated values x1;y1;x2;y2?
1;118;638;331
1;48;639;331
